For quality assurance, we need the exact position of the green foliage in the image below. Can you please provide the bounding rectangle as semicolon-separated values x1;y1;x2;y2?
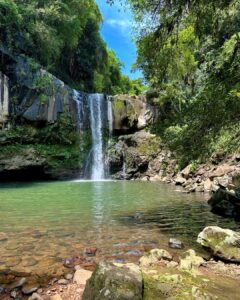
0;0;141;95
122;0;240;166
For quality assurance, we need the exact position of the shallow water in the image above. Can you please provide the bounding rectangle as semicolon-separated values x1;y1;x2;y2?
0;180;239;276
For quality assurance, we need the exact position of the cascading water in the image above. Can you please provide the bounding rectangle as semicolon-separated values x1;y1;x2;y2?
74;91;113;180
88;93;105;180
73;90;84;132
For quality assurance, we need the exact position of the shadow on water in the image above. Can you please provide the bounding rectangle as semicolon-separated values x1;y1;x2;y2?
116;195;240;249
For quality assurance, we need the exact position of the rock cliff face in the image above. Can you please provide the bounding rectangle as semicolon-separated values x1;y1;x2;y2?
0;47;93;180
0;46;86;125
109;95;156;134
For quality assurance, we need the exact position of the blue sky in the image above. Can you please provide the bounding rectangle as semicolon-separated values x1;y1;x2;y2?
96;0;142;79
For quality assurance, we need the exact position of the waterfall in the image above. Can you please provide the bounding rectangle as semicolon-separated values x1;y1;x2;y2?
73;90;84;132
89;94;105;180
0;72;9;129
74;91;113;180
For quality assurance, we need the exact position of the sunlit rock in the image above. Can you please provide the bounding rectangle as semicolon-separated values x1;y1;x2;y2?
197;226;240;262
82;262;142;300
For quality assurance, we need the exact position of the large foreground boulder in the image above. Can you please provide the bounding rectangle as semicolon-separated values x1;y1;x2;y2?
82;262;143;300
197;226;240;262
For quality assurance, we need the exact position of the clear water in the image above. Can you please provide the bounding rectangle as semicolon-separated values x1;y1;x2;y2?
0;180;239;277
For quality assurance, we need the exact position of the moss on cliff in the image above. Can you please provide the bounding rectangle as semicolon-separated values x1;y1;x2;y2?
0;113;92;178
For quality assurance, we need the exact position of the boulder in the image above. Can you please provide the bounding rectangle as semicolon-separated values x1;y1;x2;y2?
108;130;161;179
175;174;186;185
110;95;154;134
208;188;240;219
209;164;235;179
181;165;192;179
82;262;142;300
139;249;172;267
197;226;240;262
203;178;213;192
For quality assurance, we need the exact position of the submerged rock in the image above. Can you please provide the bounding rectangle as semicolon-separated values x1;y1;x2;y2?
22;283;40;295
168;238;184;249
197;226;240;262
82;262;142;300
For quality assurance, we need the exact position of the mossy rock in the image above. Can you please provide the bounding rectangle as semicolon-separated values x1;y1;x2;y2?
82;262;143;300
197;226;240;262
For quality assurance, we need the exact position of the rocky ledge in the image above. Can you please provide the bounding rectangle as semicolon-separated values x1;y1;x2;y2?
109;129;240;192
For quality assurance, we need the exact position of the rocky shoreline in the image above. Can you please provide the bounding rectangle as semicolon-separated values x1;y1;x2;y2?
0;226;239;300
108;130;240;200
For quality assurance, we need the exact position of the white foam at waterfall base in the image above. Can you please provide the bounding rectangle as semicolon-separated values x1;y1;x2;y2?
89;94;105;180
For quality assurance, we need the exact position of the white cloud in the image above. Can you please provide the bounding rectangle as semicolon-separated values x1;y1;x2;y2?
106;19;132;35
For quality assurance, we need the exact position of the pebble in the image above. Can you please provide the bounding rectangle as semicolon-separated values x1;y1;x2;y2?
57;279;68;285
84;247;97;257
50;294;63;300
167;261;179;268
28;293;43;300
74;265;81;271
10;290;17;298
9;277;27;289
126;250;141;256
65;273;73;280
22;258;38;267
22;283;40;295
5;257;22;267
0;232;8;242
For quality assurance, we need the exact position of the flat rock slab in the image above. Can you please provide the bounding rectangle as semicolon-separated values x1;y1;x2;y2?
73;269;92;285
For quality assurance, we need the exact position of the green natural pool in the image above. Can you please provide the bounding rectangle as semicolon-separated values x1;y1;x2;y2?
0;180;239;277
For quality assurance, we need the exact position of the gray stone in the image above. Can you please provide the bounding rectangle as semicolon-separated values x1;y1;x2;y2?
22;283;40;295
82;262;142;300
168;238;184;249
10;290;17;298
175;174;186;185
57;279;68;285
